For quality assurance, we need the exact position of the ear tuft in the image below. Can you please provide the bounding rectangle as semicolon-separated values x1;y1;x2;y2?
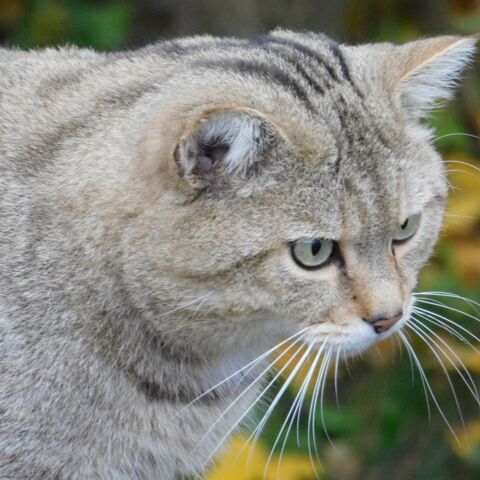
173;110;270;189
397;36;478;119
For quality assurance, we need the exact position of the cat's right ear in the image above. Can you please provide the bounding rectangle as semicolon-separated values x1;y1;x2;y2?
389;35;478;119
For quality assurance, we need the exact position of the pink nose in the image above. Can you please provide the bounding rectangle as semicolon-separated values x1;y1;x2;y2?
364;313;403;334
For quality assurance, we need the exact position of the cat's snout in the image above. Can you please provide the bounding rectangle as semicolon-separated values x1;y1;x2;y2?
363;311;403;334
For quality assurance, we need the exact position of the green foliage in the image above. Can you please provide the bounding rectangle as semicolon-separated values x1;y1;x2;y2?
9;0;133;50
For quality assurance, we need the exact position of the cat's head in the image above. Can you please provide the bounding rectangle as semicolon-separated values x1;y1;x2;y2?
122;32;477;359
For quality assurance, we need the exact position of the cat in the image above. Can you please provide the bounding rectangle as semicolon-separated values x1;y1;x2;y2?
0;29;477;479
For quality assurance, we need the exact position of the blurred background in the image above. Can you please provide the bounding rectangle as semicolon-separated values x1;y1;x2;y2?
1;1;479;479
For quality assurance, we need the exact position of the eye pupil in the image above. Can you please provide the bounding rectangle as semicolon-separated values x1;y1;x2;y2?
401;219;408;230
311;240;321;256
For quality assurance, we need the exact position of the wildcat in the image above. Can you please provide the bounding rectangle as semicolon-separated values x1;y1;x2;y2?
0;29;477;479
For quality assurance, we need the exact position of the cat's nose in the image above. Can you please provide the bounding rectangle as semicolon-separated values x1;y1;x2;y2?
363;311;403;334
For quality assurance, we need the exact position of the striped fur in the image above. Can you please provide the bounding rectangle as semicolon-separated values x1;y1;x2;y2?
0;31;476;479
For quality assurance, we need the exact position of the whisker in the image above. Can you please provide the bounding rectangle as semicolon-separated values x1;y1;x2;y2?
442;218;476;229
307;342;329;473
415;291;480;309
195;337;308;473
444;213;479;220
399;331;416;385
309;349;326;464
319;349;334;448
415;313;476;349
241;341;315;467
410;317;480;406
334;349;340;407
180;326;310;412
230;329;314;397
296;347;323;446
398;330;432;419
444;159;480;175
408;320;465;426
434;132;480;143
412;306;480;348
401;324;460;443
262;344;315;480
277;344;322;479
307;345;334;469
414;298;480;324
344;355;353;377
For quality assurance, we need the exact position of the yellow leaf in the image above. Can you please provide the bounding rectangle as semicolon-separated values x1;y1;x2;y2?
207;435;322;480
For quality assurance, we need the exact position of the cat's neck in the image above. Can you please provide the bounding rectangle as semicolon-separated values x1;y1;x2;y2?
78;303;281;405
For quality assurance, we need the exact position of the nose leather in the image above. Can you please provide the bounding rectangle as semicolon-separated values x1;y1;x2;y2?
363;312;403;334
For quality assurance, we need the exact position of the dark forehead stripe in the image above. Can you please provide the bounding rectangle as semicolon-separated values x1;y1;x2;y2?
332;93;375;174
251;35;339;82
249;35;363;101
324;38;364;98
248;36;326;96
196;58;316;112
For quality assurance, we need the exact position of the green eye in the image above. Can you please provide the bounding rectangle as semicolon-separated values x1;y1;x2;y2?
290;238;335;269
393;213;421;244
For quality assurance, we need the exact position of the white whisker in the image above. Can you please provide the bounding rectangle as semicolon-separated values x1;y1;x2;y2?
445;213;479;220
181;326;310;413
276;344;322;479
399;331;416;385
307;344;334;470
240;341;314;466
444;159;480;175
410;317;480;407
434;132;480;143
334;349;341;407
295;347;322;446
262;343;314;480
408;320;465;426
413;306;480;349
398;330;431;418
400;326;459;443
415;291;480;309
414;298;480;324
195;336;308;473
307;341;329;474
319;349;334;448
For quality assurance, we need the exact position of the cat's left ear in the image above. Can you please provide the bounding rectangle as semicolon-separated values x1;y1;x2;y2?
393;35;478;119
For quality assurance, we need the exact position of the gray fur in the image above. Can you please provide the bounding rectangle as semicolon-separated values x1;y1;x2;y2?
0;31;476;478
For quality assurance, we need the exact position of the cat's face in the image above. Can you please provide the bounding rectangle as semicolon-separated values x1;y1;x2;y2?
250;125;447;357
122;32;475;359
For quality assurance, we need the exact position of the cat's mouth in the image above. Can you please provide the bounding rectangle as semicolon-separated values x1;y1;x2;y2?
303;301;412;358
